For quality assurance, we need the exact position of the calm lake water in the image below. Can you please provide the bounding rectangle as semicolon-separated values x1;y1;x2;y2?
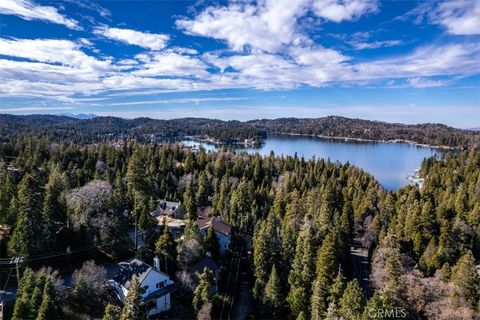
182;135;441;190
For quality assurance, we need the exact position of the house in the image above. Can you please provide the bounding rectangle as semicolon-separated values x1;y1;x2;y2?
157;216;186;238
197;216;232;254
108;258;174;317
151;200;185;220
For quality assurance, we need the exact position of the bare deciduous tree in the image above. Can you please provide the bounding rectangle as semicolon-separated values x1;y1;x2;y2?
72;260;108;305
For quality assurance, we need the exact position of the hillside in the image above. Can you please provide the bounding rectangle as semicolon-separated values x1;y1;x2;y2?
248;116;480;149
1;114;478;148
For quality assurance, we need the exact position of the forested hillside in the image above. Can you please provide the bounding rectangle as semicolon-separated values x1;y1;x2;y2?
0;114;264;144
0;132;479;319
1;114;479;148
248;116;480;148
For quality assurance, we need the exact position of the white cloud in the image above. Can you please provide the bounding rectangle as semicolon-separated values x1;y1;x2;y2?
350;40;403;50
0;0;80;30
0;38;112;71
176;0;377;53
0;106;74;112
406;77;447;88
0;32;478;103
94;26;169;50
431;0;480;35
109;97;247;106
354;43;480;80
312;0;378;23
403;0;480;35
132;52;209;78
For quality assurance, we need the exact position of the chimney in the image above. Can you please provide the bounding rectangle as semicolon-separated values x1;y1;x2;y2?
153;256;161;271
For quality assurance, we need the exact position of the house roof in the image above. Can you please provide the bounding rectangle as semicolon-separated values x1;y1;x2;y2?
196;216;232;236
152;200;182;217
113;259;169;289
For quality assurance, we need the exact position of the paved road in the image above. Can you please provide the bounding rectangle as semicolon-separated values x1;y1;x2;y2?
350;240;371;298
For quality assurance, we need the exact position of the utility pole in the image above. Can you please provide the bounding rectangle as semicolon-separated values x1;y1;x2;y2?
14;257;23;283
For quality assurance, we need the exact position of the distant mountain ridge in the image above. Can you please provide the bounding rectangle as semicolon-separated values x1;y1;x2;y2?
58;113;97;119
0;114;479;149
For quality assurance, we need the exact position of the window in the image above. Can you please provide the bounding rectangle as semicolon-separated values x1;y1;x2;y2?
156;280;165;289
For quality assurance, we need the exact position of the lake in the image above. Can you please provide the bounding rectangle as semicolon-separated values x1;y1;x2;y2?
182;135;441;190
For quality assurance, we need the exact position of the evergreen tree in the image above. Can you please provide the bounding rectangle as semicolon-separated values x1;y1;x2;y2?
183;219;203;244
120;276;144;320
253;217;275;299
338;280;365;320
8;173;45;257
204;226;220;262
103;304;121;320
196;170;210;207
36;278;63;320
42;169;66;251
264;265;283;314
193;268;214;312
183;180;198;220
451;250;480;306
311;233;338;320
155;220;177;274
288;227;316;318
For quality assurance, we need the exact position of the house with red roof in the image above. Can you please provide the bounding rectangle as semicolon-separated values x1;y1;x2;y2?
196;215;232;255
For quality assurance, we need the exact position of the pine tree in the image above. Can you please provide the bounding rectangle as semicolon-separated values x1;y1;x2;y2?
264;265;283;313
193;268;214;312
36;278;63;320
8;173;45;257
155;220;177;274
13;269;36;320
183;180;198;220
120;276;144;320
252;217;275;299
103;304;121;320
451;250;480;306
196;170;210;207
311;233;338;320
328;271;346;306
204;226;220;262
338;280;365;320
288;227;316;318
183;219;203;244
42;169;66;251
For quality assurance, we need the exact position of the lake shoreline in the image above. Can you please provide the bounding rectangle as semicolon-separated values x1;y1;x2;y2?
270;132;457;150
182;134;440;190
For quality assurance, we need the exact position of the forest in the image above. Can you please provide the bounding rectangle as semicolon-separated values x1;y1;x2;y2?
0;130;479;319
2;114;480;148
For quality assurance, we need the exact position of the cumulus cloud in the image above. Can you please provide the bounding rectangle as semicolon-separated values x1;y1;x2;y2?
176;0;377;53
0;0;80;30
403;0;480;35
132;51;208;78
94;26;169;50
312;0;378;23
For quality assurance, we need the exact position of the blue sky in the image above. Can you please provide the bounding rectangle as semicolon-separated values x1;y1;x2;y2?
0;0;479;127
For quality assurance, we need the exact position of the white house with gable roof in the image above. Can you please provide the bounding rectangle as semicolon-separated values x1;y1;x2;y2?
108;258;174;317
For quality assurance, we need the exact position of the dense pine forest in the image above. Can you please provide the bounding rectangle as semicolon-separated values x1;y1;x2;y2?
2;114;480;148
0;132;479;319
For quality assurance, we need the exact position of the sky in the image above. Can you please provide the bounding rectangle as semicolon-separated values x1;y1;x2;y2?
0;0;479;127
